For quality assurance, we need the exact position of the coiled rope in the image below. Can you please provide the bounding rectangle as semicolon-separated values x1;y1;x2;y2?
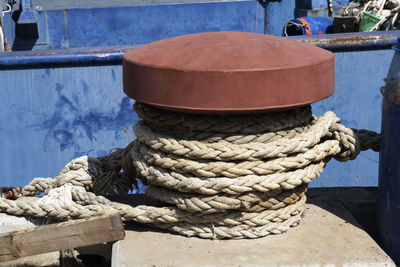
0;102;380;239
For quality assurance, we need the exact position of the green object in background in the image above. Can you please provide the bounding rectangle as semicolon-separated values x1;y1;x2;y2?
359;12;381;32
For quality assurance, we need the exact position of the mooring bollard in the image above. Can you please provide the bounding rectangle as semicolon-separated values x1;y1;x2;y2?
378;36;400;265
123;31;334;113
0;32;383;243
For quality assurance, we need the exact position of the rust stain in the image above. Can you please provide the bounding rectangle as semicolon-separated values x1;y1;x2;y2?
383;84;400;110
300;34;391;48
1;186;22;200
15;47;132;58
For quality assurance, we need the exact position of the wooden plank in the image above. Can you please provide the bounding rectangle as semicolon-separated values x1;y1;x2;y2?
0;213;125;262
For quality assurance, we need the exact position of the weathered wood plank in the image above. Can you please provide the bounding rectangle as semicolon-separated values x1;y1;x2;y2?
0;213;125;262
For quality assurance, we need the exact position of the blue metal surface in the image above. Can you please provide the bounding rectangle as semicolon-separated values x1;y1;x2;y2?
1;0;265;51
2;31;399;68
377;39;400;265
265;0;297;35
1;0;352;50
31;0;246;10
18;0;37;24
311;48;390;187
0;0;356;50
0;0;265;190
66;3;264;48
0;32;392;189
0;47;134;67
0;65;140;187
393;35;400;52
294;30;400;51
0;0;392;191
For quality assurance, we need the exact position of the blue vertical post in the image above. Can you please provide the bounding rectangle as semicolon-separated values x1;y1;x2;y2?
378;36;400;264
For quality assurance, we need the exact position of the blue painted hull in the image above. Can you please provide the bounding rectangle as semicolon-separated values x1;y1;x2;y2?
0;1;395;190
2;0;265;51
378;50;400;264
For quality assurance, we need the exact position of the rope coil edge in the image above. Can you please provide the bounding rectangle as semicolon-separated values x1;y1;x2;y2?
1;102;381;239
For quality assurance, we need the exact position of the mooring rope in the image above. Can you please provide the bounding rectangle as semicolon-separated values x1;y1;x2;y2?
0;102;380;239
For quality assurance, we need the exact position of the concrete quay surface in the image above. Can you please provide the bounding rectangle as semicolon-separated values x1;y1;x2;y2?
112;191;395;267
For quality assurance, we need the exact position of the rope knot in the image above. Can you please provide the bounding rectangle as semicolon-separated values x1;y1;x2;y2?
331;124;361;161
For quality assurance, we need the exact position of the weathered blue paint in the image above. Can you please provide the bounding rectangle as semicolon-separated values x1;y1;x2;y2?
377;39;400;265
0;40;391;189
3;0;265;50
31;0;257;10
0;0;362;51
265;0;297;35
311;49;391;187
294;30;400;51
0;65;140;187
66;3;263;48
0;0;391;191
0;47;134;67
18;0;37;24
2;31;399;68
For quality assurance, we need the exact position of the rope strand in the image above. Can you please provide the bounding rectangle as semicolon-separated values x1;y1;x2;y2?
0;102;380;239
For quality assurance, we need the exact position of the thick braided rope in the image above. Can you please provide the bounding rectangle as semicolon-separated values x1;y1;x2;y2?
134;102;313;134
0;189;305;226
158;124;313;145
1;102;380;239
133;148;327;194
127;103;378;238
156;214;302;239
136;139;338;178
23;152;136;197
134;112;347;161
146;184;306;214
1;192;301;239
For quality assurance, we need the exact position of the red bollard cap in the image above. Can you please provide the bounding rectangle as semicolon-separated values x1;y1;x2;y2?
123;31;334;114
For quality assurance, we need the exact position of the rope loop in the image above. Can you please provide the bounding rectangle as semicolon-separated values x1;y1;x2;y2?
2;102;380;239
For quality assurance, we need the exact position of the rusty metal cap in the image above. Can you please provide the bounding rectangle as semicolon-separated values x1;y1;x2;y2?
123;31;334;114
